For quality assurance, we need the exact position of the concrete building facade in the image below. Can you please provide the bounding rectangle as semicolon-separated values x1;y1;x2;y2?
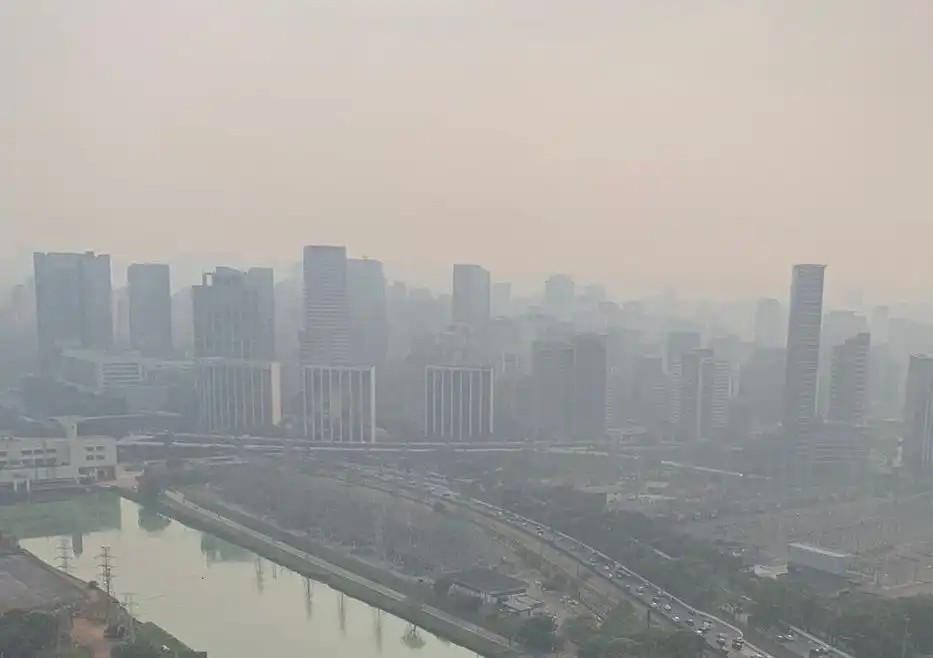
301;246;351;366
127;263;173;357
300;365;375;442
33;251;113;369
192;267;265;359
783;264;826;454
424;366;494;441
451;264;491;330
903;354;933;472
828;332;871;425
196;359;282;434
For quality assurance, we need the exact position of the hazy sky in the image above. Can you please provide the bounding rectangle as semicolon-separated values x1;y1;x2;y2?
2;1;932;298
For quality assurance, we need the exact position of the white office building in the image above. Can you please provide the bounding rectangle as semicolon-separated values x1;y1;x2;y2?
0;436;117;493
424;366;495;441
58;349;144;395
197;359;282;434
301;365;375;442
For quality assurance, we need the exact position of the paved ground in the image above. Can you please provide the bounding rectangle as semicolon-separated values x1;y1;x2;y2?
0;551;85;612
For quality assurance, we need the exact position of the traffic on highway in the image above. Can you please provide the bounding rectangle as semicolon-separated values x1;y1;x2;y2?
348;464;841;658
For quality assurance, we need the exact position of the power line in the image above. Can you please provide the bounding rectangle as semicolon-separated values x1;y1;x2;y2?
55;537;72;574
97;545;115;622
121;593;137;643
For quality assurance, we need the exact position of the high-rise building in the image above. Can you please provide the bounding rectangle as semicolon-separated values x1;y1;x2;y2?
754;298;784;348
197;358;282;434
665;330;701;374
245;267;275;360
674;348;731;441
33;251;113;368
192;267;264;359
531;334;607;441
532;340;575;440
544;274;575;323
127;263;173;357
739;347;786;428
300;246;350;366
451;264;491;330
424;366;494;441
828;332;870;425
347;258;388;365
904;355;933;472
571;333;608;441
783;264;826;455
300;365;375;442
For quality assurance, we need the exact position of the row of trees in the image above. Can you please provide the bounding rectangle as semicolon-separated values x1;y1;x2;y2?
493;487;933;658
0;609;59;658
566;602;707;658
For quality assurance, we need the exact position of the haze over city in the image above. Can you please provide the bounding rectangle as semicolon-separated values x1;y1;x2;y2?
3;0;933;297
6;3;933;658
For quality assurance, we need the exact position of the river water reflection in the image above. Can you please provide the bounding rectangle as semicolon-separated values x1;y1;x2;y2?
2;494;477;658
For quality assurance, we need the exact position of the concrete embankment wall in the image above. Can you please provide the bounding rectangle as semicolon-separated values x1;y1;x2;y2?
125;490;519;658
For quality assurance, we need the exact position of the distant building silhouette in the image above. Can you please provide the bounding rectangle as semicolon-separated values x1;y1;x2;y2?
33;251;113;371
300;246;350;366
192;267;265;359
347;258;388;365
783;264;826;467
903;354;933;472
451;264;491;330
828;332;870;425
127;263;172;357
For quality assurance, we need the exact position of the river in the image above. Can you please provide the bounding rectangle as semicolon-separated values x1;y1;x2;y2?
0;493;478;658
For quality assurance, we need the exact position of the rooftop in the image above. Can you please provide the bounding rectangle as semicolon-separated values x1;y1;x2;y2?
788;543;852;559
449;568;527;596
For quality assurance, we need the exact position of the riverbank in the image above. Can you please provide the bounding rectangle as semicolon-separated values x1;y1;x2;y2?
123;487;522;658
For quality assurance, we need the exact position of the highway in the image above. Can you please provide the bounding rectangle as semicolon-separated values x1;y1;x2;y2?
337;465;789;658
161;490;516;653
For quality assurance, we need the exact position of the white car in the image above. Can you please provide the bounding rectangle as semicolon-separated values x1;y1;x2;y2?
663;604;672;612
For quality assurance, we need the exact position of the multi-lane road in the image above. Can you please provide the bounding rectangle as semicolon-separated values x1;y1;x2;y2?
339;465;844;658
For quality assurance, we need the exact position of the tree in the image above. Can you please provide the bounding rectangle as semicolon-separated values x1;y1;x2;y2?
517;616;559;653
112;640;163;658
0;609;58;658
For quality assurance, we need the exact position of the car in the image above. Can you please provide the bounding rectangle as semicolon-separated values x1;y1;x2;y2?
686;619;695;627
673;616;681;623
663;604;672;612
651;602;659;609
777;635;788;643
636;586;645;594
732;638;745;649
786;632;796;641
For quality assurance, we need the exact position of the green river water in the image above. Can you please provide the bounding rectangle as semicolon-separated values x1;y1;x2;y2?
0;493;477;658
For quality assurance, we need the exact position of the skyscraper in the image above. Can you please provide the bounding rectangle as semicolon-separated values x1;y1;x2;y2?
571;333;608;441
33;251;113;369
828;332;870;425
300;245;350;366
192;267;264;359
532;340;575;439
245;267;276;360
451;264;491;330
783;264;826;451
675;348;731;441
347;257;388;365
531;334;607;442
903;355;933;472
127;263;173;357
